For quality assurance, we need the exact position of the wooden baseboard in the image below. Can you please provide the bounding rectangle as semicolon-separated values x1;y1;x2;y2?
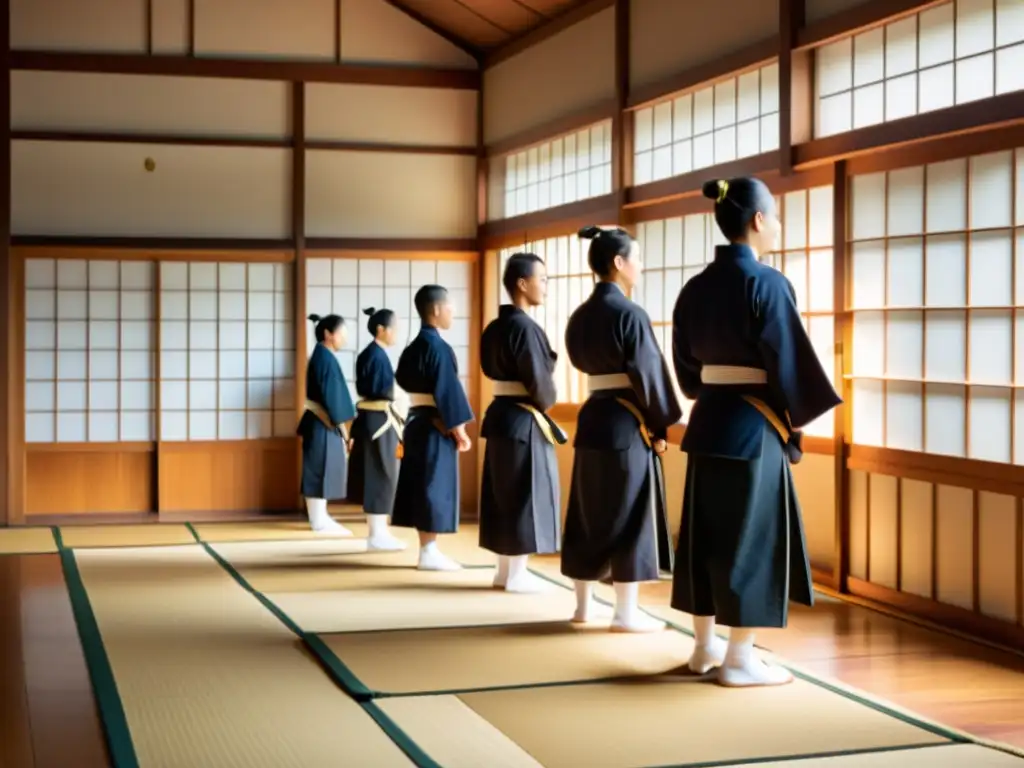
842;576;1024;654
811;565;838;591
25;511;158;527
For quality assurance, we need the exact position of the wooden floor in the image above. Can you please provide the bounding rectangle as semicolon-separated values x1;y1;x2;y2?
2;550;1023;768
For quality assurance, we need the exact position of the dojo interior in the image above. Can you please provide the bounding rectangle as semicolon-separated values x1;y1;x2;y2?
3;0;1024;766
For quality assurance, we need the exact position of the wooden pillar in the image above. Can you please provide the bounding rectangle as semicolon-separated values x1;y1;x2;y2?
613;0;631;222
780;0;809;177
292;81;307;507
832;160;850;591
1;0;17;526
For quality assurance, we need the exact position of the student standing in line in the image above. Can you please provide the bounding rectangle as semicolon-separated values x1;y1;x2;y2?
299;313;356;535
670;177;841;687
391;285;475;571
347;307;407;552
479;252;565;593
561;226;681;633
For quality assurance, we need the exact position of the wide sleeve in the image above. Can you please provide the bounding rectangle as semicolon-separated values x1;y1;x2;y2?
671;284;702;400
756;273;842;429
433;344;475;431
514;324;558;411
319;351;356;425
623;311;683;439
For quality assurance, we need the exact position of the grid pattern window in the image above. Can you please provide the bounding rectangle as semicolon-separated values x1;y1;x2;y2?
24;259;156;443
757;187;837;438
815;0;1024;139
159;262;295;441
633;63;780;187
496;237;592;404
501;121;613;220
847;148;1024;463
305;258;473;402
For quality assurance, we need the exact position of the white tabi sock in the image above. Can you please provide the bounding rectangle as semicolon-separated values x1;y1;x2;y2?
718;628;793;688
686;616;728;674
493;555;510;588
365;514;406;551
571;580;596;623
503;555;547;593
610;582;666;633
417;539;462;571
305;498;352;536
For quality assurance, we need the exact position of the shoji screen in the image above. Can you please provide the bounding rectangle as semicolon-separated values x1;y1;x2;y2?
24;258;156;443
815;0;1024;139
496;238;592;404
633;63;780;186
305;257;474;402
848;148;1024;462
159;261;295;441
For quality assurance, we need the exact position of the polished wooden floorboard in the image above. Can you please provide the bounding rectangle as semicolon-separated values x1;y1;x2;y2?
1;551;1022;766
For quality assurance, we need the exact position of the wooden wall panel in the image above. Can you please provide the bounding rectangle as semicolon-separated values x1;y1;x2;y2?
804;0;873;24
305;84;477;146
629;0;778;92
868;473;899;589
935;484;975;611
339;0;478;69
899;478;933;599
978;491;1018;623
304;151;477;238
848;469;869;580
151;0;190;55
482;8;615;145
157;439;298;513
194;0;334;61
11;0;147;53
12;72;291;138
792;453;836;572
12;141;291;238
25;445;155;515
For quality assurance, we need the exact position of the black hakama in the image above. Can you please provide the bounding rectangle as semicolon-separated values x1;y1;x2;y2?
560;282;682;584
392;325;475;534
298;343;356;501
479;305;564;556
347;342;402;516
670;243;842;628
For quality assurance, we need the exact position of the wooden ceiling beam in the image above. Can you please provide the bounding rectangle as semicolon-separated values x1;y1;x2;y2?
483;0;613;68
10;50;480;89
380;0;485;64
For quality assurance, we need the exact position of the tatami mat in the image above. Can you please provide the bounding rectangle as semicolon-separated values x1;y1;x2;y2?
267;567;580;634
380;681;949;768
192;520;366;543
60;524;195;549
72;545;415;767
318;621;697;696
730;743;1024;767
0;526;57;554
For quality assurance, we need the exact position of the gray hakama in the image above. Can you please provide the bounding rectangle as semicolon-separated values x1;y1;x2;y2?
479;306;564;556
391;325;475;534
299;343;355;501
670;243;842;628
560;283;682;584
347;342;403;517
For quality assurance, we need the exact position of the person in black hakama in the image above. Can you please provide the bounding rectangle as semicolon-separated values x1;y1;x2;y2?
480;252;566;593
562;226;682;633
670;177;842;687
346;307;407;552
392;285;475;571
299;313;357;535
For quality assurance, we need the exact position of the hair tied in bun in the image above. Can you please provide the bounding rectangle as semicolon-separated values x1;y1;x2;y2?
362;307;376;317
577;225;603;240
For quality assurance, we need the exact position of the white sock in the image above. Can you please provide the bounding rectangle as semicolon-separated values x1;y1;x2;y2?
719;627;792;687
305;498;350;534
571;580;595;622
421;539;437;555
686;616;727;674
503;555;546;593
366;514;405;551
610;582;665;633
367;514;387;537
493;555;510;587
418;539;461;571
507;555;529;582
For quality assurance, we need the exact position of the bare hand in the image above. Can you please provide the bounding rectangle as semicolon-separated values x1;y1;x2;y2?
346;439;354;454
452;426;472;453
652;439;667;455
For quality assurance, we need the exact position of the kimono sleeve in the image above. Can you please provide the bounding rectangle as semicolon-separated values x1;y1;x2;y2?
671;282;703;400
623;310;683;438
432;343;475;431
319;351;356;425
515;324;558;411
756;272;842;429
